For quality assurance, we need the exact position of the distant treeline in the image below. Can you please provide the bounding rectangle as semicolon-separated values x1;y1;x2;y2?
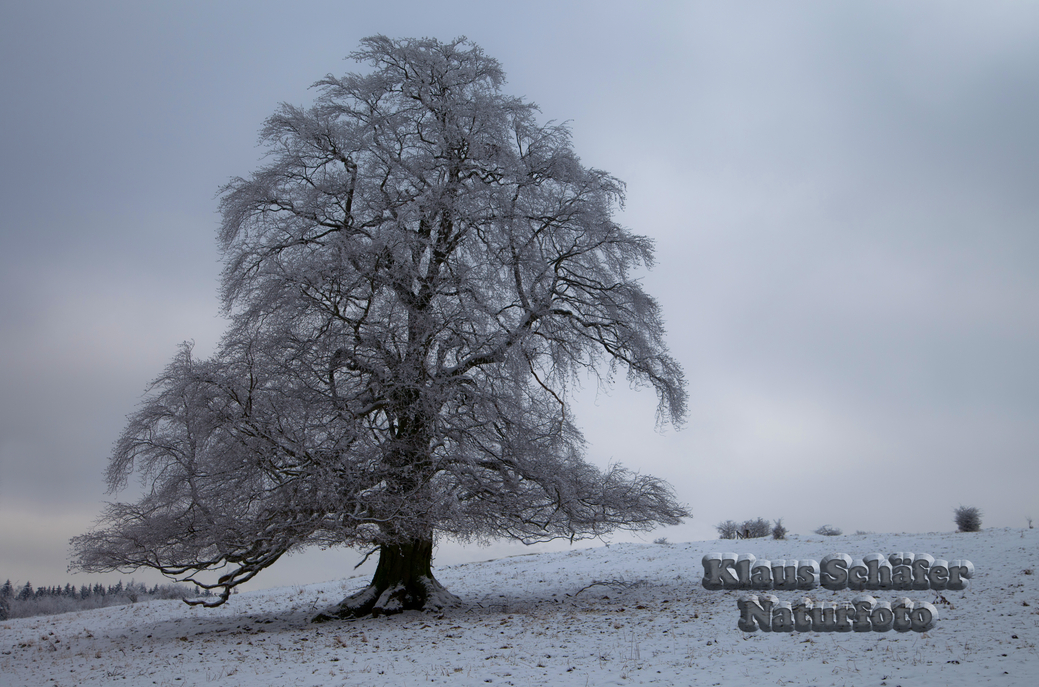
0;579;208;621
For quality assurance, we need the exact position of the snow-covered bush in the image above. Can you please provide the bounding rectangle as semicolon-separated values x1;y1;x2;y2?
814;524;842;536
772;519;787;540
717;518;771;539
716;520;739;539
742;518;771;538
954;505;982;532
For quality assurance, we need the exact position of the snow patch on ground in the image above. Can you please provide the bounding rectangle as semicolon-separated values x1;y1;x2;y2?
2;528;1037;685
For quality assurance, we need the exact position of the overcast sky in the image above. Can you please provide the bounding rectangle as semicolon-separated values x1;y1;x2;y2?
2;1;1037;592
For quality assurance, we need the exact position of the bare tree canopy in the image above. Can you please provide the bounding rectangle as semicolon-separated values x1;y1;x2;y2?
71;36;688;619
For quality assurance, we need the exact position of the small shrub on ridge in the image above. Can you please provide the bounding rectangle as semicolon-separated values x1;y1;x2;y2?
954;505;982;533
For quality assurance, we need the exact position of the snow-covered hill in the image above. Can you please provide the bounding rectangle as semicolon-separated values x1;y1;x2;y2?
3;528;1037;686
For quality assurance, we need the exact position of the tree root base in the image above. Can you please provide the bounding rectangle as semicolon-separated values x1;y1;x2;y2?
312;576;460;622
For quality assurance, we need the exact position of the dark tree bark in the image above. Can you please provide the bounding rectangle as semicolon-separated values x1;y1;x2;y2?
313;537;458;621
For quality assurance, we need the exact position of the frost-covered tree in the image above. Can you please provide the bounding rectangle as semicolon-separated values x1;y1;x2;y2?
71;36;687;619
0;580;9;621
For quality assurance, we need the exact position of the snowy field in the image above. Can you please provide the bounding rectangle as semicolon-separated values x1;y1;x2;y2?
2;527;1037;686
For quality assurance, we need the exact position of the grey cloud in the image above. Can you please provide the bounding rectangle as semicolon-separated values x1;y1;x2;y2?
1;1;1036;588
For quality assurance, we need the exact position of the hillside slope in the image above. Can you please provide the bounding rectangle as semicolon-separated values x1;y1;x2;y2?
3;528;1037;685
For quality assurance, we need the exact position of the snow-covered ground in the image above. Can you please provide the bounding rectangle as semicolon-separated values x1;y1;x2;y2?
3;527;1037;686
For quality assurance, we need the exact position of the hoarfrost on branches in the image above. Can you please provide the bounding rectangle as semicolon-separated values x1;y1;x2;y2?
72;36;688;618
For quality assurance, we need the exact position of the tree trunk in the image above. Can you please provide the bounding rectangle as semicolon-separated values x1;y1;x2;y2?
312;537;459;622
